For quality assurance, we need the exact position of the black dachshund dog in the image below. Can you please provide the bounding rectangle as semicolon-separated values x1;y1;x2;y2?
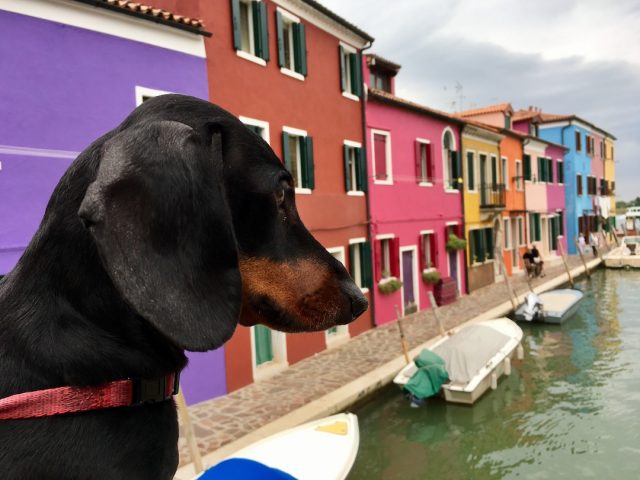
0;95;368;479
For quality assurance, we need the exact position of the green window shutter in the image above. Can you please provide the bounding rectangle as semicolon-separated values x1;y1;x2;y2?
343;145;352;192
535;213;541;242
276;11;285;67
529;213;535;243
281;131;291;171
231;0;242;50
466;151;474;190
255;1;269;61
362;241;372;289
485;228;494;260
548;159;554;183
558;211;564;235
354;53;363;97
304;136;314;189
537;157;543;182
349;243;356;279
349;53;362;97
254;325;273;365
451;151;461;190
339;46;347;92
357;147;367;193
524;154;531;181
491;156;497;187
293;22;307;75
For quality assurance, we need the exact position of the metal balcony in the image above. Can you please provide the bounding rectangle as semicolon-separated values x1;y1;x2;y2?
480;183;506;209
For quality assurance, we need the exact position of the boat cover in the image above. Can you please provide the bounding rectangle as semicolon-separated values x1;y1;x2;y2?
403;349;449;400
433;325;510;384
199;458;297;480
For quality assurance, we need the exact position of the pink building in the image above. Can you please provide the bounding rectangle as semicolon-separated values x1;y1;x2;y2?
364;54;466;325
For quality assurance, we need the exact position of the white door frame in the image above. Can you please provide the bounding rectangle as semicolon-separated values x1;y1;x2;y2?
399;245;419;315
250;325;288;382
445;221;463;294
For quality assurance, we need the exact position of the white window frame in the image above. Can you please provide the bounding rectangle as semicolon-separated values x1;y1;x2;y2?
517;216;525;247
325;246;350;347
235;0;267;66
442;127;459;194
240;116;270;144
349;237;369;293
416;138;433;186
419;229;436;272
502;156;509;190
370;129;393;185
135;86;173;106
340;42;360;102
344;139;364;196
250;325;288;382
515;159;523;191
503;218;512;250
277;7;305;82
465;149;478;192
376;233;395;280
283;125;310;194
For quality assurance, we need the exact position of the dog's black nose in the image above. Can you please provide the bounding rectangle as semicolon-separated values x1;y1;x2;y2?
340;279;369;320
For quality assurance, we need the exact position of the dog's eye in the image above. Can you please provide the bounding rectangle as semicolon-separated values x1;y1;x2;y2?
274;187;285;206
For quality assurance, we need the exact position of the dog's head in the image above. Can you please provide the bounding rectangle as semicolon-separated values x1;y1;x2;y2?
78;96;367;352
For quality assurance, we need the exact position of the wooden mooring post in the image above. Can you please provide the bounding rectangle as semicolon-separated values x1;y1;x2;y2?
394;305;411;365
574;236;591;278
496;250;519;310
558;239;575;287
426;291;447;337
176;388;204;474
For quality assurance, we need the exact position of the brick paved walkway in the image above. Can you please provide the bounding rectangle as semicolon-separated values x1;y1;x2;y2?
177;255;595;466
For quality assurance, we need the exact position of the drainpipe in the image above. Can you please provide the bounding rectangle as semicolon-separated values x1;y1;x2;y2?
560;122;574;249
359;40;376;329
459;125;469;295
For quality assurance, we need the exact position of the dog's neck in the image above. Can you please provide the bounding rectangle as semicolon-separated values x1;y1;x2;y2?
0;212;186;397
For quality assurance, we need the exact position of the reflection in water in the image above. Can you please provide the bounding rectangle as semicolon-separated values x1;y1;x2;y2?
350;270;639;480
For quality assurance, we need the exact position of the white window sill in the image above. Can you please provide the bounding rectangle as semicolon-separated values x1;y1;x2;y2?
253;360;289;382
418;182;433;187
360;287;370;294
374;179;393;185
422;268;437;274
445;189;460;194
341;91;360;102
236;50;267;67
468;189;478;194
295;187;312;195
280;67;305;81
347;190;365;196
326;332;350;349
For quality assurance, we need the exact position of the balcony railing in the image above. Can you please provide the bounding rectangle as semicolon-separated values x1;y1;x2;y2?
480;183;506;209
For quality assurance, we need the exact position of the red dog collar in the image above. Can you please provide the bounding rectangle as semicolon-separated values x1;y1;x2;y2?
0;373;179;420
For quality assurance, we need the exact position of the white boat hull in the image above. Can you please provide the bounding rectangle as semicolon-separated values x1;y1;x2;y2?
394;318;524;405
514;289;583;324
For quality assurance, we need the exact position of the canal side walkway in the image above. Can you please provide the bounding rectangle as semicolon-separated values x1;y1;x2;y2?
175;255;601;479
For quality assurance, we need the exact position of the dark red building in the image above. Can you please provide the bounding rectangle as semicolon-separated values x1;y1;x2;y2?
153;0;374;392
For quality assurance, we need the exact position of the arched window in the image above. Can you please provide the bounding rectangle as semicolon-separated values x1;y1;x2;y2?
442;128;460;190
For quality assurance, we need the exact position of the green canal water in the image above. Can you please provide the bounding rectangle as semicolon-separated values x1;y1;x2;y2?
349;269;640;479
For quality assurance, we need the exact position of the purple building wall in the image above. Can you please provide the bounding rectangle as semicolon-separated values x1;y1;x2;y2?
0;9;225;404
545;143;568;252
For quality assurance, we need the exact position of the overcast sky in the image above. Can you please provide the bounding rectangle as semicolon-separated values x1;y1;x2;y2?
322;0;639;200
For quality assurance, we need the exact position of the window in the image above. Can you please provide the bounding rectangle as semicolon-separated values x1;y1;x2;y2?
503;218;512;250
547;158;554;183
523;154;531;181
253;325;273;365
528;123;538;136
600;178;606;195
538;156;552;183
515;160;523;190
232;0;269;63
370;69;391;92
577;174;583;195
339;45;362;98
490;155;498;188
240;116;270;143
349;240;372;290
587;176;596;195
557;210;564;236
550;215;560;251
282;129;314;190
504;115;512;129
517;217;525;246
586;135;592;155
443;130;460;190
600;141;605;158
557;161;564;184
416;140;434;184
502;157;508;190
276;9;307;77
469;227;494;264
575;131;582;152
529;213;541;242
466;151;476;191
372;130;392;183
420;232;437;270
376;236;399;280
135;86;172;106
326;248;350;344
344;142;366;193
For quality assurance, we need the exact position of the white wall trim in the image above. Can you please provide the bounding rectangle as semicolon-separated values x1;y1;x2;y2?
283;126;308;137
349;237;367;244
236;49;267;67
240;116;271;144
0;0;206;57
370;128;393;185
343;139;362;148
399;245;420;316
135;86;174;106
375;233;395;240
0;144;79;159
419;229;435;235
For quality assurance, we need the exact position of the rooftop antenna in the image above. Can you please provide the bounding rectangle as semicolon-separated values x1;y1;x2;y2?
444;82;466;112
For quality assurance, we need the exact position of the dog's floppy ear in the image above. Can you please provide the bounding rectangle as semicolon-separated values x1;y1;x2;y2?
78;120;241;351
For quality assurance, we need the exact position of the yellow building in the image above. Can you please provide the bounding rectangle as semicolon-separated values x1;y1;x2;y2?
604;136;616;216
460;122;505;291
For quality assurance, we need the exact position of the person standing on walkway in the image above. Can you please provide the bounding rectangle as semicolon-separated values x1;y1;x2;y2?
531;244;545;277
578;232;587;254
589;231;600;257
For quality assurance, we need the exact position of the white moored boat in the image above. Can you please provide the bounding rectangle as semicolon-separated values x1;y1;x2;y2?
603;236;640;269
394;318;524;405
196;413;359;480
514;289;584;324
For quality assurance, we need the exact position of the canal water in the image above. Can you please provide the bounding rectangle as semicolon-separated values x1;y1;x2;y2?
350;269;640;479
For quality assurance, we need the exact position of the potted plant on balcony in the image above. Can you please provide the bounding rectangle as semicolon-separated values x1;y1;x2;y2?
378;271;403;295
446;233;466;252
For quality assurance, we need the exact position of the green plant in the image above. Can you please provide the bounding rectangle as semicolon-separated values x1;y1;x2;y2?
378;278;403;294
404;302;418;315
422;270;441;284
446;233;467;251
